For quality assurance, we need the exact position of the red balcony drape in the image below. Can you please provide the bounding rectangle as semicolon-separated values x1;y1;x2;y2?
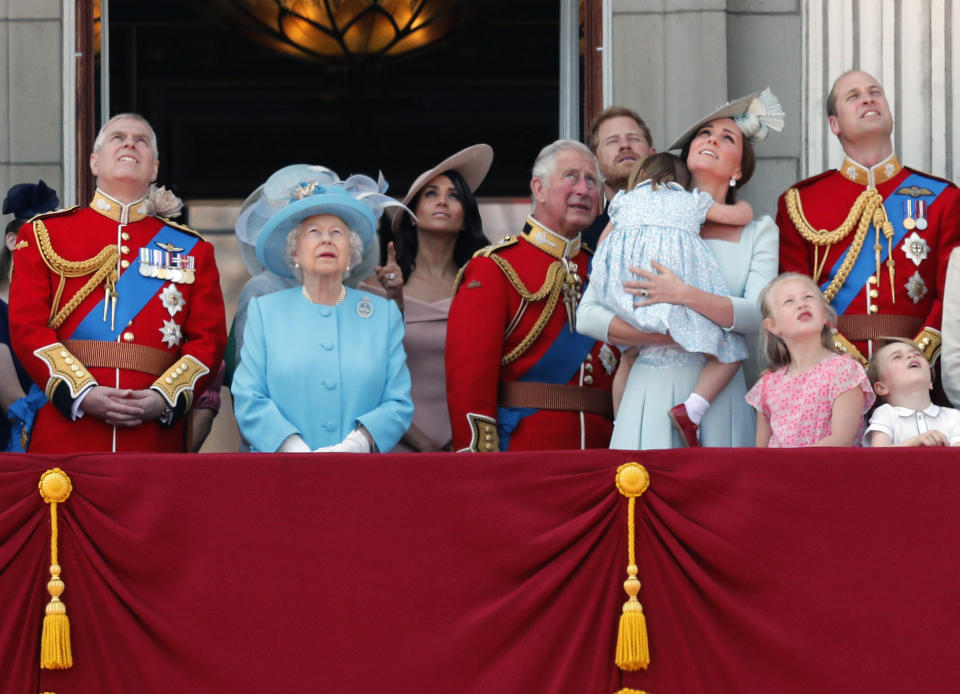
2;448;959;694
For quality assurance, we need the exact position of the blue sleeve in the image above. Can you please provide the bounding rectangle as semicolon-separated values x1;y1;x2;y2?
729;216;779;335
355;300;413;451
230;297;299;452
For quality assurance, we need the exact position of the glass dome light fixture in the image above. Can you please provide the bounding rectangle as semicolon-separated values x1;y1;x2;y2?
214;0;464;60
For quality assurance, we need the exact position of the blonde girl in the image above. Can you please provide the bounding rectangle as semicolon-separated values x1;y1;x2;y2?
746;273;875;447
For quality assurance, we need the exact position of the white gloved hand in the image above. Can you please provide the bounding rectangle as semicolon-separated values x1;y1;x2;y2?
314;429;372;453
278;434;311;453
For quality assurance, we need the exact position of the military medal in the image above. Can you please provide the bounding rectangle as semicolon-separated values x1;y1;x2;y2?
357;296;373;318
160;284;185;316
902;200;916;230
901;231;930;267
905;271;928;304
916;200;928;230
139;247;196;284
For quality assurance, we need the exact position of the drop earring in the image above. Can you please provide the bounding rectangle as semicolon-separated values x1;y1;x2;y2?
729;177;737;188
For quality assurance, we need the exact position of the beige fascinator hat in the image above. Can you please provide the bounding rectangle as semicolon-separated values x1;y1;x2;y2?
392;144;494;230
668;88;786;151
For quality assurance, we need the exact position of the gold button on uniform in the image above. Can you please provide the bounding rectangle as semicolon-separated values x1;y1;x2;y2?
585;363;594;373
120;259;130;269
121;245;130;254
869;305;879;313
868;276;878;285
122;332;135;342
121;232;130;241
585;354;593;362
868;289;879;299
584;375;594;384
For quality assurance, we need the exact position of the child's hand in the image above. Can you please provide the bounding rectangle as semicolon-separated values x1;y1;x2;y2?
905;430;949;446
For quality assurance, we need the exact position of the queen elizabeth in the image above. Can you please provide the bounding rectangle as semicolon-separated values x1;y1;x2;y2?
232;168;413;453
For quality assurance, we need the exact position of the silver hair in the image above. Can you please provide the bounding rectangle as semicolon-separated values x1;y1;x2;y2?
285;221;364;283
531;139;602;190
93;113;159;159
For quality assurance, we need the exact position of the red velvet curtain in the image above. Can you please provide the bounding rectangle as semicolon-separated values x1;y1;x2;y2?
2;449;960;694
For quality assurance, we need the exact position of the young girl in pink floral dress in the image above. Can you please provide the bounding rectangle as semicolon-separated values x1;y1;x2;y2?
746;273;875;447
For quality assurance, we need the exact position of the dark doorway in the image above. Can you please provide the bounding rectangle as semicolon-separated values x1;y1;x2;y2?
101;0;560;202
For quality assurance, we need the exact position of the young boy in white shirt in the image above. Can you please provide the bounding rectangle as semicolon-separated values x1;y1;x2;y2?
864;337;960;447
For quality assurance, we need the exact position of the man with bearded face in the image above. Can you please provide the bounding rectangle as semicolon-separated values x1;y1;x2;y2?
777;70;960;372
582;106;655;249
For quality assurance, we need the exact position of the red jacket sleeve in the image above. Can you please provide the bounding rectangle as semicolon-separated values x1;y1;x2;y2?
445;257;509;451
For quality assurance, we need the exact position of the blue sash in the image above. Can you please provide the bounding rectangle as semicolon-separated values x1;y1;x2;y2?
825;173;950;315
71;225;198;341
497;322;597;451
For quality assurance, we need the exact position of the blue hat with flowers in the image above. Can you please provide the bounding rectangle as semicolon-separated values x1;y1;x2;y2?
247;165;409;279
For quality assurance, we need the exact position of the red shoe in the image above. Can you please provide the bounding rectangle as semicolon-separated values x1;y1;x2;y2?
668;404;700;447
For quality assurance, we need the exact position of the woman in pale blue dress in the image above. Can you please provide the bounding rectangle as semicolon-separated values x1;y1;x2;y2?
577;89;784;449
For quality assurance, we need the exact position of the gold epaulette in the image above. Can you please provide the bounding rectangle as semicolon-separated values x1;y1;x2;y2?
158;216;204;239
453;236;519;293
27;206;79;224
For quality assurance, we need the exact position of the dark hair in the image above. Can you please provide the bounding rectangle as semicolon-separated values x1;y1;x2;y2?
390;169;486;282
587;106;653;153
679;123;756;204
627;153;690;191
2;218;27;289
865;336;925;387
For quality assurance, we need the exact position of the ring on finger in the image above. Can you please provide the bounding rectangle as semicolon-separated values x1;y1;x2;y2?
639;289;648;297
388;272;396;280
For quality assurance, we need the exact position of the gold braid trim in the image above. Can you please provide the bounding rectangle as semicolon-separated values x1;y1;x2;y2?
486;255;567;366
784;188;891;302
34;220;120;329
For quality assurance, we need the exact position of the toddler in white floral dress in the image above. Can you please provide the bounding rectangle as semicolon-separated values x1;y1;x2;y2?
591;153;753;445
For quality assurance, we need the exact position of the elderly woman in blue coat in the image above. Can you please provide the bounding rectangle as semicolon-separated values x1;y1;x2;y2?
232;170;413;453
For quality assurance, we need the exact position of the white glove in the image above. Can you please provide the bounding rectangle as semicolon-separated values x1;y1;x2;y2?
278;434;311;453
314;429;372;453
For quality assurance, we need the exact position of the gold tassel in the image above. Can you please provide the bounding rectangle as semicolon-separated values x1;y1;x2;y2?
614;463;651;671
38;468;73;669
614;690;652;694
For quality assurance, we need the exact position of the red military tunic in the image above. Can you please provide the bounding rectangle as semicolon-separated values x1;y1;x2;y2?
777;154;960;362
9;189;227;452
446;218;618;451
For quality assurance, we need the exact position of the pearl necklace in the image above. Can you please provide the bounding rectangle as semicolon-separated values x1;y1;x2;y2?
302;285;346;305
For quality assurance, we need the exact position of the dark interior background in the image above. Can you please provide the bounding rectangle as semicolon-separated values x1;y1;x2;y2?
101;0;561;201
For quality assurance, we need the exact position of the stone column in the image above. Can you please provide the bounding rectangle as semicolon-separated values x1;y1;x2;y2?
0;0;63;222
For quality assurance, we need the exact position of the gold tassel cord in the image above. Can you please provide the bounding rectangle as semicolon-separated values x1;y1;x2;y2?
614;690;652;694
614;462;651;671
784;188;892;303
38;468;73;670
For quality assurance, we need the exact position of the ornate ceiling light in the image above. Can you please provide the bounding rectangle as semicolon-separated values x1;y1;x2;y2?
210;0;472;60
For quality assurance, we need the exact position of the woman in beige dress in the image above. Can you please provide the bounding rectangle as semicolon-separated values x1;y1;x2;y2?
363;145;493;451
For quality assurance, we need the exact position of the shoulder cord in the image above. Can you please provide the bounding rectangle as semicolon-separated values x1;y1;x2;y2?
486;255;567;366
33;220;120;329
784;188;895;302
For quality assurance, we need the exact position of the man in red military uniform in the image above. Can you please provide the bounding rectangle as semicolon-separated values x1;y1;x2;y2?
446;140;618;451
778;70;960;366
10;113;226;452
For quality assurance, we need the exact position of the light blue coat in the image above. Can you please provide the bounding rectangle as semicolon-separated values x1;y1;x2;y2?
232;286;413;452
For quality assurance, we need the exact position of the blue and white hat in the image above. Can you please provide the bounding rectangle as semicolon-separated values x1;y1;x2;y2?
242;164;409;279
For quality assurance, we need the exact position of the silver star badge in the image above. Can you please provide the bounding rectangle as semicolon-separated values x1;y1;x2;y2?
159;284;185;316
845;165;859;180
905;271;928;304
901;232;930;267
159;319;183;348
599;344;618;375
884;163;896;177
